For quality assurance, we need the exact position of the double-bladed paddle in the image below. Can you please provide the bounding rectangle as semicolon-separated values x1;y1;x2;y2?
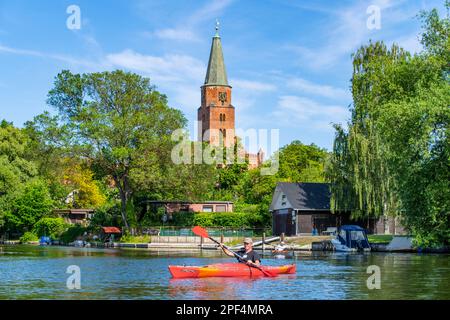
192;226;277;277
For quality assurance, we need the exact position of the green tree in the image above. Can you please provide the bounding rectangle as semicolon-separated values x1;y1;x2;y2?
63;163;106;209
277;140;328;182
24;112;75;207
133;141;216;202
327;2;449;246
4;179;53;232
33;217;67;238
377;79;449;247
0;120;38;228
45;70;186;229
0;120;37;192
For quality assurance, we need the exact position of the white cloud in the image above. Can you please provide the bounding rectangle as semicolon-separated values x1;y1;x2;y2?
153;28;201;42
390;33;423;54
273;95;349;128
106;49;205;83
105;49;208;118
287;0;417;70
188;0;235;24
231;79;276;92
287;77;350;100
150;0;235;42
0;43;206;117
0;44;101;69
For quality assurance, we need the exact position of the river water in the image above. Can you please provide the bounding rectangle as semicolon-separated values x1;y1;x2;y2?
0;245;448;300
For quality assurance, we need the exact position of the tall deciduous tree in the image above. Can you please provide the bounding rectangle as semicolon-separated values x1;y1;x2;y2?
0;120;38;228
327;2;449;246
276;140;328;183
63;163;106;209
4;179;53;232
328;42;408;219
45;70;186;229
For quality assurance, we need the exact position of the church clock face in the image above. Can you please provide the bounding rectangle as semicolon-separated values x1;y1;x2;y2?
218;92;227;105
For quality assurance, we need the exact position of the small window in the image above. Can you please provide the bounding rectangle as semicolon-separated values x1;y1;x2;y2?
202;205;213;212
282;194;286;200
216;205;226;212
281;201;287;206
219;113;226;122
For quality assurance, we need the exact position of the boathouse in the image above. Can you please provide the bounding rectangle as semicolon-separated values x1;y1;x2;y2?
269;182;406;236
54;208;94;226
270;183;375;236
101;227;122;242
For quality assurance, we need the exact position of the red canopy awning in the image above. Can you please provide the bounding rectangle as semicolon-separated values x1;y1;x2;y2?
102;227;121;234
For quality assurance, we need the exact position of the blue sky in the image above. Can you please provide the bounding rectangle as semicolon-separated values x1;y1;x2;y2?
0;0;446;153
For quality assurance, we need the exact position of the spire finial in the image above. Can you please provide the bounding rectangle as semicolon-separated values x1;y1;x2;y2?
215;19;220;37
204;18;228;86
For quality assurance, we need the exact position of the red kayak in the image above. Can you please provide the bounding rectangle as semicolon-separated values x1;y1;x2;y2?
169;263;296;279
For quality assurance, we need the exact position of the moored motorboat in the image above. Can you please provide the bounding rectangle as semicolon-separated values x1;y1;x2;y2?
39;236;51;246
331;225;371;252
169;263;296;279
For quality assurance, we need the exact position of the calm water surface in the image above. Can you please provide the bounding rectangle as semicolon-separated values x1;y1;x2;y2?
0;245;448;300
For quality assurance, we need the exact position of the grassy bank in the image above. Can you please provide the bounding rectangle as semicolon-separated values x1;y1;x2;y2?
285;236;332;246
368;235;393;244
119;235;152;243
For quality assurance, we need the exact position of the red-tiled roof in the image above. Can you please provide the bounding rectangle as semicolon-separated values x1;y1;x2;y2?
101;227;121;233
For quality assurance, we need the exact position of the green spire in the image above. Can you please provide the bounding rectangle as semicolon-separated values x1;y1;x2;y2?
204;21;229;86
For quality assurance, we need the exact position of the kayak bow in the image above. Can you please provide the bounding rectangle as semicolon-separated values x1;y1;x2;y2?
168;263;296;279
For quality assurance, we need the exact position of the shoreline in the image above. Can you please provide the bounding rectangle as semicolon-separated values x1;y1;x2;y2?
2;240;448;254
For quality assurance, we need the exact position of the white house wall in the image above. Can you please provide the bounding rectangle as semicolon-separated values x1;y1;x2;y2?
271;187;293;211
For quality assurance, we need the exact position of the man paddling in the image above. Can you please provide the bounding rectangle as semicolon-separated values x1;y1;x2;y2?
220;237;261;267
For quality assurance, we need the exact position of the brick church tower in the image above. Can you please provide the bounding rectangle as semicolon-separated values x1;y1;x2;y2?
198;23;264;168
198;23;235;148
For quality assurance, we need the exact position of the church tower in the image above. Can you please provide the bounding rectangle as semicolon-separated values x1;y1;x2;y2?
198;22;235;148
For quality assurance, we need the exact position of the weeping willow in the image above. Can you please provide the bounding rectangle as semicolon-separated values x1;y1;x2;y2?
327;41;406;219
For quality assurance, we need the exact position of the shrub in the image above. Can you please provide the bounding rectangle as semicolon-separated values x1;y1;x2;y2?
59;224;87;244
193;212;258;228
19;231;38;243
5;179;53;231
119;234;151;243
89;201;120;227
32;217;67;238
151;211;266;229
171;212;195;226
